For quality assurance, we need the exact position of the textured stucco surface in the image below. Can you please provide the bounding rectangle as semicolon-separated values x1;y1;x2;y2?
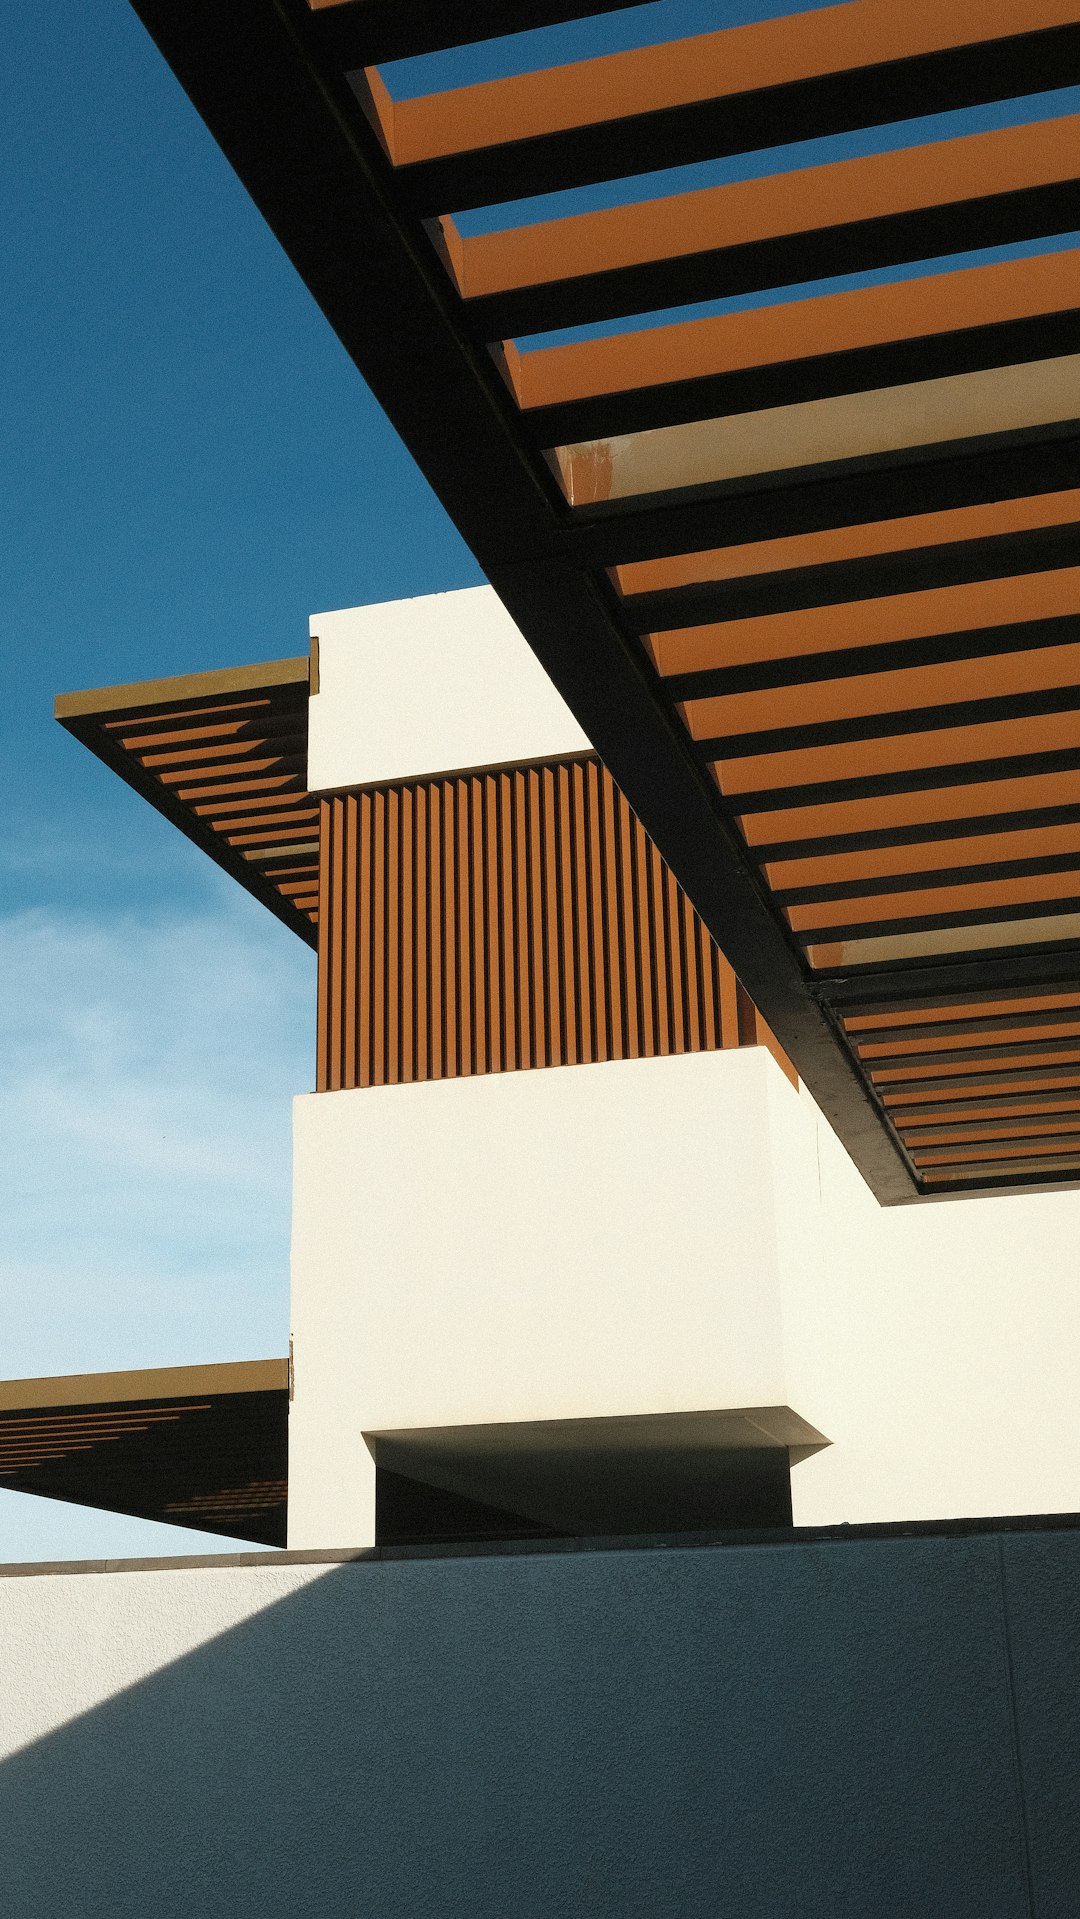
288;1048;808;1547
786;1075;1080;1529
0;1558;337;1762
0;1529;1076;1917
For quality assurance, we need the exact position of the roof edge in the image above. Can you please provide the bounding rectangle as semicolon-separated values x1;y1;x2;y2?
0;1358;290;1412
55;656;309;723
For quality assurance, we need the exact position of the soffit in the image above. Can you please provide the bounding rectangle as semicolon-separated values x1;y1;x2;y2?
0;1361;289;1549
56;660;318;947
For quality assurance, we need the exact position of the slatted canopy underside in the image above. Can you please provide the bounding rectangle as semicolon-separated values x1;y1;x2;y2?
0;1362;289;1548
124;0;1080;1200
56;660;318;945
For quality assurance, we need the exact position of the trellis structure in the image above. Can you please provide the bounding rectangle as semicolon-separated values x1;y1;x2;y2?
125;0;1080;1199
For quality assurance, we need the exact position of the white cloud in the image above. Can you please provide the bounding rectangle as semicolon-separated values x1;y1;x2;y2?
0;899;313;1559
0;900;313;1376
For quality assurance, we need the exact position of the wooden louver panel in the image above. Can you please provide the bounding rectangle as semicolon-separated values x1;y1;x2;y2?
316;756;789;1092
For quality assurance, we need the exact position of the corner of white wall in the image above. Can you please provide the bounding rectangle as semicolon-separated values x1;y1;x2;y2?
287;1051;819;1548
307;586;590;793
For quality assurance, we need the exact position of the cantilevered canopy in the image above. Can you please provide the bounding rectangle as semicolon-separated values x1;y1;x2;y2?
125;0;1080;1200
0;1361;289;1548
57;660;318;945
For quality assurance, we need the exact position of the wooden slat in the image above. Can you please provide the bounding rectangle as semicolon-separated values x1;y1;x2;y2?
439;115;1080;335
360;0;1080;180
507;248;1080;426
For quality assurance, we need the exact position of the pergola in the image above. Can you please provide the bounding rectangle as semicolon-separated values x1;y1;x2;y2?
125;0;1080;1201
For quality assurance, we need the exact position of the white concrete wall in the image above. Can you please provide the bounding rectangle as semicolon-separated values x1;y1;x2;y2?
0;1559;336;1764
1;1536;1073;1919
783;1086;1080;1527
307;588;590;792
288;1033;1080;1544
288;1048;808;1548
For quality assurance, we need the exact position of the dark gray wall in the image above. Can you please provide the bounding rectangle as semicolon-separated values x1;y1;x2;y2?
1;1527;1077;1917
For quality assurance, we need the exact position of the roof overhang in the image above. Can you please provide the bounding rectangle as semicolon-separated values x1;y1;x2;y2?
0;1361;289;1548
119;0;1080;1201
56;659;317;946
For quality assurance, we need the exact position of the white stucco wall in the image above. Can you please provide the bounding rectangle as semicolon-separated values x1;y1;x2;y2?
307;588;590;792
784;1087;1080;1527
0;1559;337;1764
288;1048;814;1548
288;1033;1080;1545
1;1535;1073;1919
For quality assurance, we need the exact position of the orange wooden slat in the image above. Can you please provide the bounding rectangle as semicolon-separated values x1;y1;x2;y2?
359;792;373;1088
903;1115;1080;1145
401;783;414;1083
363;0;1076;169
916;1136;1080;1165
343;792;358;1090
665;864;687;1054
617;786;640;1058
510;249;1080;414
844;992;1080;1032
542;766;563;1066
859;1020;1080;1058
654;567;1080;682
372;789;386;1086
743;769;1080;852
601;770;624;1060
386;788;400;1084
872;1047;1080;1084
528;768;549;1069
686;637;1080;746
442;780;457;1078
429;782;443;1082
315;797;333;1093
788;866;1080;935
633;813;656;1058
586;759;609;1062
649;839;671;1055
439;116;1080;304
715;706;1080;799
499;771;518;1070
456;779;472;1076
615;489;1080;597
768;820;1080;892
415;783;429;1083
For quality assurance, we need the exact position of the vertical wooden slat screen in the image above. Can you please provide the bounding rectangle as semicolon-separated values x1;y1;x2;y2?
317;755;793;1092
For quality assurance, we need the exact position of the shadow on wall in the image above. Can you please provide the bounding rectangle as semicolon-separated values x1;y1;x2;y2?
0;1529;1078;1918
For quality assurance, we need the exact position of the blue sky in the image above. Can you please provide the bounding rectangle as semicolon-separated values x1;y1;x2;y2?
1;1;1076;1557
0;3;479;1560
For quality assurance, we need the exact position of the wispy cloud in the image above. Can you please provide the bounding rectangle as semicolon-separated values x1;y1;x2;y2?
0;900;313;1377
0;898;314;1560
